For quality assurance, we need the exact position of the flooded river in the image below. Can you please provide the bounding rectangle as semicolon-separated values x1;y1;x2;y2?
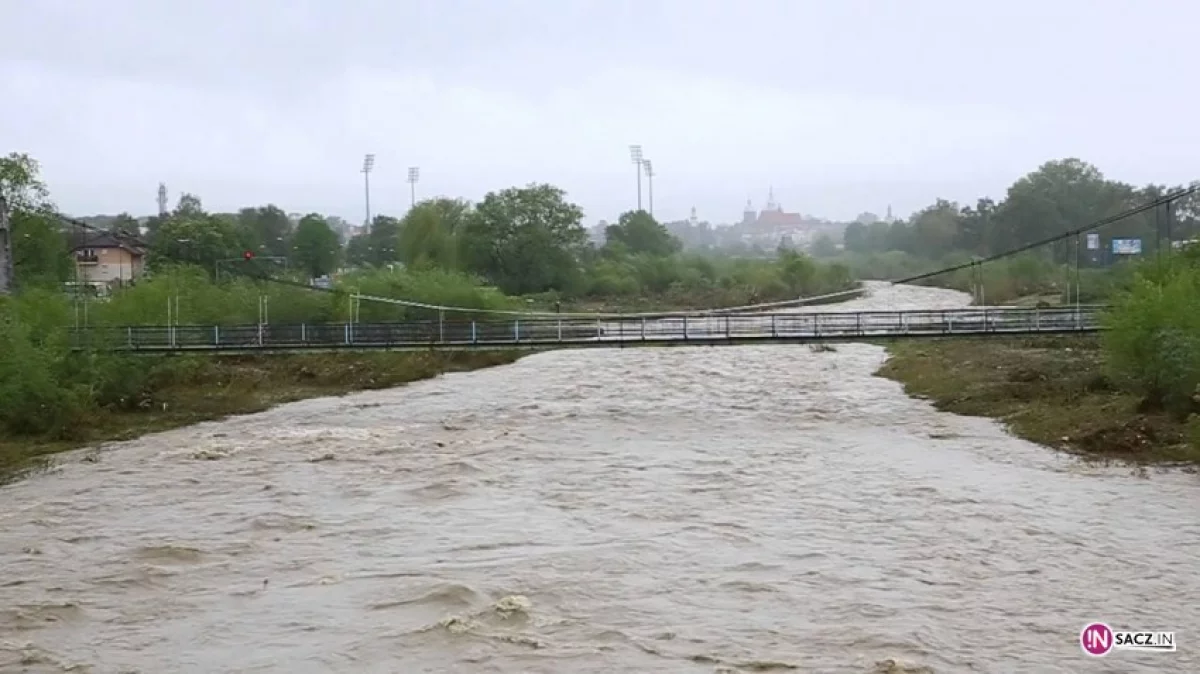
2;283;1196;673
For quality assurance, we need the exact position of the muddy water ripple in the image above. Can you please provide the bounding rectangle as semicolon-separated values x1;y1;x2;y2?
2;283;1197;673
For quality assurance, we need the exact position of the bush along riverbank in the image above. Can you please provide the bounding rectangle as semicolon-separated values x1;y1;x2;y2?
0;350;523;484
877;335;1200;466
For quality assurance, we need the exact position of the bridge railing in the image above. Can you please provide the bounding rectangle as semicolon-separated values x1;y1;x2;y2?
67;305;1105;351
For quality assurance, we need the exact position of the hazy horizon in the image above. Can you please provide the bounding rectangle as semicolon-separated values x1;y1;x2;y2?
4;0;1197;225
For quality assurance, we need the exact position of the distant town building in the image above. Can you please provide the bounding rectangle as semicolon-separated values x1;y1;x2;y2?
735;188;827;247
72;231;147;288
589;221;608;246
660;207;724;250
856;211;880;225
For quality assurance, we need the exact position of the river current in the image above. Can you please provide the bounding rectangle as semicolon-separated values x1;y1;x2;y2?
1;282;1197;673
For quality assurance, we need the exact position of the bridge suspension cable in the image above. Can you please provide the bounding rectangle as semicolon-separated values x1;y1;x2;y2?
347;286;868;320
53;184;1197;319
891;185;1197;287
293;185;1200;318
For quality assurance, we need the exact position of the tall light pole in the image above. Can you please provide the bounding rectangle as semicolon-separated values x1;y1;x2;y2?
629;145;643;211
362;153;375;234
407;167;420;208
643;159;655;218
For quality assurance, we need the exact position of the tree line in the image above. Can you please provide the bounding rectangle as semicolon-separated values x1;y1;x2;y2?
818;158;1200;303
0;150;857;450
1;152;855;311
839;158;1200;262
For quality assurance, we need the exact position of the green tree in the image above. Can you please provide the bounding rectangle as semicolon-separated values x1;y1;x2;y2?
12;211;70;286
141;214;167;244
811;233;838;257
1103;257;1200;417
777;249;818;294
992;159;1131;258
909;199;961;258
1;153;68;287
842;222;869;253
236;205;292;257
955;198;996;254
0;152;52;212
150;199;242;275
174;193;205;217
290;214;340;278
461;184;588;294
604;210;680;257
344;234;372;267
367;215;403;266
397;198;471;270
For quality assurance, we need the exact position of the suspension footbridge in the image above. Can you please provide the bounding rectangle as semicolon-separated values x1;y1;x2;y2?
73;303;1104;354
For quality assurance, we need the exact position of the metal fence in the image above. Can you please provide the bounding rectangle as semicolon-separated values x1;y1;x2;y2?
67;306;1105;352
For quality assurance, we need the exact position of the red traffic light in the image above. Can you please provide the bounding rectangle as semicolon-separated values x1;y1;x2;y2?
243;250;255;260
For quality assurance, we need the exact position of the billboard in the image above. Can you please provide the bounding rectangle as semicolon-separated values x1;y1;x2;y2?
1112;238;1142;255
1086;233;1100;250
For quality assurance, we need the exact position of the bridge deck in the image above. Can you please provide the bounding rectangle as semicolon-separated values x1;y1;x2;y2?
71;306;1104;353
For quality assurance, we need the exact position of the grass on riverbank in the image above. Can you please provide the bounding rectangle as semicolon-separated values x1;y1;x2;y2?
877;335;1200;465
0;350;523;483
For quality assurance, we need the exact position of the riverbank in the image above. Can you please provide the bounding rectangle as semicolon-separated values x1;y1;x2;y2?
877;335;1200;465
0;350;523;483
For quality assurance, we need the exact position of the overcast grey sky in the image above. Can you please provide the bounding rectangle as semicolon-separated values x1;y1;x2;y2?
3;0;1197;224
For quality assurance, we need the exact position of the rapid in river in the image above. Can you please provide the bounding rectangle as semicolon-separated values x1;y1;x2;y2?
2;282;1196;673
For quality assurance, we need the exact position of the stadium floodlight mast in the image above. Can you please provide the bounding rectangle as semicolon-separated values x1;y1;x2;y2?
407;166;420;207
629;145;644;211
642;159;655;218
362;153;376;234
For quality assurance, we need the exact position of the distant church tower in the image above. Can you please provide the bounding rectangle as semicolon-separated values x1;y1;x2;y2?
157;183;169;216
766;187;778;211
689;206;698;226
742;199;756;225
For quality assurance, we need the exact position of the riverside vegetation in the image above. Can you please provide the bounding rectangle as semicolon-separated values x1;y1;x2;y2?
864;158;1200;464
0;152;855;481
824;157;1200;306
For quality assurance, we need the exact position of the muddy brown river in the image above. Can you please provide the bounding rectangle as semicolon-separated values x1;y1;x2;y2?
2;283;1196;673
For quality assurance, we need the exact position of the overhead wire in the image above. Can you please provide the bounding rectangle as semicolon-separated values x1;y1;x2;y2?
54;185;1196;319
892;186;1195;286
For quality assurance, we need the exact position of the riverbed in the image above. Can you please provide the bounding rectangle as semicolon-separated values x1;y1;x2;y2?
2;283;1196;673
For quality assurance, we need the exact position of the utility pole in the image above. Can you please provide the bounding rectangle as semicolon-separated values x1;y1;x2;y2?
643;159;655;218
362;153;375;234
629;145;643;211
0;196;12;294
407;166;420;208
